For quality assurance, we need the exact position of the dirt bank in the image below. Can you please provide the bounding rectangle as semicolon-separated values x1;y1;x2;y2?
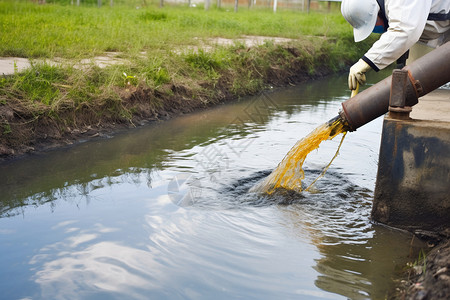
0;40;347;162
0;80;233;160
394;238;450;300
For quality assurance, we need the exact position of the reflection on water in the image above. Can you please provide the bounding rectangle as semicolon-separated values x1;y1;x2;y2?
0;71;427;299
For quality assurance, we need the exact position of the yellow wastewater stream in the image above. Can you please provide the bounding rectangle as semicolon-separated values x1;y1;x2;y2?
251;119;347;194
251;88;357;194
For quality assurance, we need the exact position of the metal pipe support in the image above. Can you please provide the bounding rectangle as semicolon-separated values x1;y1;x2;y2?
340;42;450;131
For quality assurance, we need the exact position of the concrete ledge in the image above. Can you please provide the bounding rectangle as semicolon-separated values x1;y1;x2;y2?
410;89;450;122
372;90;450;232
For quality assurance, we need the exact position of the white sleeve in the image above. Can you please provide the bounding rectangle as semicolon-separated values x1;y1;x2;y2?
363;0;432;71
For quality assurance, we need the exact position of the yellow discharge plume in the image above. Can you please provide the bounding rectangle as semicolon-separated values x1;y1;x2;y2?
251;119;347;194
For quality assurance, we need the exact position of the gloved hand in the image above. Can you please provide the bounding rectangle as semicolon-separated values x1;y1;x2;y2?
348;59;371;90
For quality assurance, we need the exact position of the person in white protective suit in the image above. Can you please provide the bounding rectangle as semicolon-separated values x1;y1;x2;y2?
341;0;450;91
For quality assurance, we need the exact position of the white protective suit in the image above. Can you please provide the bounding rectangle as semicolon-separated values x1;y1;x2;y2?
362;0;450;72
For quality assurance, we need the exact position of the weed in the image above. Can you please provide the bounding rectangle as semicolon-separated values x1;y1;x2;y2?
10;62;68;105
123;72;138;86
407;249;428;278
151;67;171;86
2;121;12;135
0;77;6;90
184;50;223;72
139;11;167;22
140;58;172;87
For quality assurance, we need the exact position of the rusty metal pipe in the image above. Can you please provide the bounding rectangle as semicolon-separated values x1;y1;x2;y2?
340;42;450;131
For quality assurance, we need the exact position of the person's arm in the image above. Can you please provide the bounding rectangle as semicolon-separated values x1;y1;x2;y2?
363;0;432;71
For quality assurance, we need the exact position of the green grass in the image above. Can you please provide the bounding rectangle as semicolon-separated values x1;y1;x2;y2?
0;0;353;58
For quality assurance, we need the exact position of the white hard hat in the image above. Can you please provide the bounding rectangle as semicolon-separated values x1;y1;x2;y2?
341;0;380;42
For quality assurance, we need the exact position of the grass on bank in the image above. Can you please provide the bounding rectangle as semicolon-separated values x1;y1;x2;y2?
0;0;352;58
0;0;374;150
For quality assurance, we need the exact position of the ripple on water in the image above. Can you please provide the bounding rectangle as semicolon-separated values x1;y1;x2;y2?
174;168;379;299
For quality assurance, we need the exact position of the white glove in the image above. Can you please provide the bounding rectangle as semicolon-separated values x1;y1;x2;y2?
348;59;371;90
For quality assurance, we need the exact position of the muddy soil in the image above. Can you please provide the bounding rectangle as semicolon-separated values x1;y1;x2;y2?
395;239;450;300
0;82;230;161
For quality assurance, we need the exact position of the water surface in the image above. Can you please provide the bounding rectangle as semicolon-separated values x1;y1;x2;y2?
0;72;426;299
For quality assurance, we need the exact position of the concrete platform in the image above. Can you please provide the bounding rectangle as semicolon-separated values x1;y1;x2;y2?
372;88;450;232
410;89;450;122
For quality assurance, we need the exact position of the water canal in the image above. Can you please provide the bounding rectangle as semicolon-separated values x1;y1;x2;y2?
0;71;427;299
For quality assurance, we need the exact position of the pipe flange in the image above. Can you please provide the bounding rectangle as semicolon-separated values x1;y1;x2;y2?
389;106;413;113
388;106;412;120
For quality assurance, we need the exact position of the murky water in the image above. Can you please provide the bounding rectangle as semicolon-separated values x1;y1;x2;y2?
0;72;427;300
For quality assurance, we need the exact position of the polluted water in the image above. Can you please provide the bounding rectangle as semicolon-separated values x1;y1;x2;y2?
251;88;359;194
250;118;347;194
